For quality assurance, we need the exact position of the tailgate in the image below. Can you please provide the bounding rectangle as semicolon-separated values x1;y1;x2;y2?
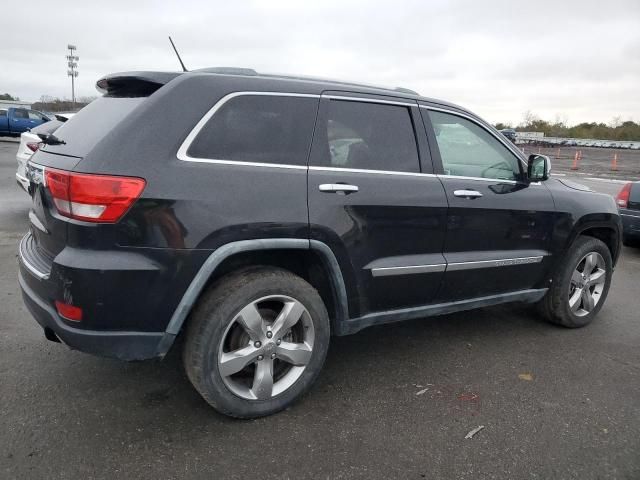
27;151;80;261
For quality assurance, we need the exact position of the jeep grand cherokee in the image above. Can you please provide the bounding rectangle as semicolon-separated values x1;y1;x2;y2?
18;68;622;418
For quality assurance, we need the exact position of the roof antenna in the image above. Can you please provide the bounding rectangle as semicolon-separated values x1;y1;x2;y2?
168;36;188;72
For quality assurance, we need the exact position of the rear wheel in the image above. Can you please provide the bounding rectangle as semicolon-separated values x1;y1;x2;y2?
538;236;613;328
183;267;330;418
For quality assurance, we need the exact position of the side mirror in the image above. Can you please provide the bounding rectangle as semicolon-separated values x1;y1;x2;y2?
527;154;551;181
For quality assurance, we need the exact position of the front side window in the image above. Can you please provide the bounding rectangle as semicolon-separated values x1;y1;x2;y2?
28;111;45;121
187;95;318;166
428;110;521;181
313;100;420;173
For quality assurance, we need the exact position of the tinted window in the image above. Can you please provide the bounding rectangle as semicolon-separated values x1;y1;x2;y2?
28;111;45;121
313;100;419;173
187;95;318;166
630;183;640;203
14;109;29;119
32;120;62;135
0;109;6;117
428;111;521;180
42;97;145;157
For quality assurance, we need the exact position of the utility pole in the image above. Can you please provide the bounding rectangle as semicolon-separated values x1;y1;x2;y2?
66;45;79;107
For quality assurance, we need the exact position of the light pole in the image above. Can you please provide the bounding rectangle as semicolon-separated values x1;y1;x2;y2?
66;45;79;106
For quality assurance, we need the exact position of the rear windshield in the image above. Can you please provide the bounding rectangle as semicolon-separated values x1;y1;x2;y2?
41;97;145;158
31;120;63;135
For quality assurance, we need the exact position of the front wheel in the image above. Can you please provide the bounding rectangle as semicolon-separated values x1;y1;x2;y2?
183;267;330;418
538;236;613;328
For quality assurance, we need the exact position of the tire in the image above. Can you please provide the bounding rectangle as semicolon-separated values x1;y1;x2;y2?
538;236;613;328
183;267;330;418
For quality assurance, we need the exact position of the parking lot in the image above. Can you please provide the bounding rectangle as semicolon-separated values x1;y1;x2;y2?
1;140;639;479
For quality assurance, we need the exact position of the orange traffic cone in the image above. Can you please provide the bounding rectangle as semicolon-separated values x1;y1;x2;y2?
611;153;618;171
571;151;579;170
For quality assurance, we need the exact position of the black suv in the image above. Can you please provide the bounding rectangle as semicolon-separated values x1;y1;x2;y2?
19;68;622;418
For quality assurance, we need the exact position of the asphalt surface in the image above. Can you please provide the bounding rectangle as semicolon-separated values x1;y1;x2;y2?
1;140;639;479
523;145;640;181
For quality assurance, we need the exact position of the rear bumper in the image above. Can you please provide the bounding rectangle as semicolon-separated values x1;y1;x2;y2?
17;232;183;361
19;270;165;361
16;173;29;192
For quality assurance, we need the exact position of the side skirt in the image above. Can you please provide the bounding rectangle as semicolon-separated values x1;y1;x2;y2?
334;288;548;336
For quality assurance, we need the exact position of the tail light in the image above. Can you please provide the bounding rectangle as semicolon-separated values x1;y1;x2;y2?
44;168;146;223
26;142;41;153
55;301;83;321
616;182;632;208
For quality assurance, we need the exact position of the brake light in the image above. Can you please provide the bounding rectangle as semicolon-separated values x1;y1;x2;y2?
55;301;83;321
26;142;41;152
616;182;632;208
44;168;146;223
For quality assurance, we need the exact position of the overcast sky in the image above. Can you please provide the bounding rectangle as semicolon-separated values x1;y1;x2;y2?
2;0;639;125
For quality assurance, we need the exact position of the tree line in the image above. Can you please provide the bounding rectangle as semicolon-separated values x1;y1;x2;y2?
495;112;640;141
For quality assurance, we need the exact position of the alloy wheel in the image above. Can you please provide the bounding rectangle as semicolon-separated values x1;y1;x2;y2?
217;295;315;400
568;252;607;317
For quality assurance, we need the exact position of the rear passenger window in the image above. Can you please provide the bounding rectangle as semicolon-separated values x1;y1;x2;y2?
312;100;419;173
187;95;318;166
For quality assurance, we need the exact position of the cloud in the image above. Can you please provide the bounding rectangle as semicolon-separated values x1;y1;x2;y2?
1;0;638;124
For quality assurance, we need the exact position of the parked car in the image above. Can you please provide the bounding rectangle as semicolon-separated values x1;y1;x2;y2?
18;68;622;418
499;128;517;143
0;107;51;137
616;182;640;246
16;114;75;191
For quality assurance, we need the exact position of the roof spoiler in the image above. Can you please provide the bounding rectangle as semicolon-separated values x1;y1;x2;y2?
96;71;182;97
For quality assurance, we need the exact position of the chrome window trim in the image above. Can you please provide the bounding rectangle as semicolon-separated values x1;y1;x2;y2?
371;264;446;277
368;255;544;277
322;94;416;107
446;256;543;272
421;105;528;169
176;91;321;169
437;174;518;185
309;166;436;178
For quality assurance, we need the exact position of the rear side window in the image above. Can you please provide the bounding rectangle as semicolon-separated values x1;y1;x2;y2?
312;100;420;173
630;183;640;203
0;109;6;117
187;95;318;166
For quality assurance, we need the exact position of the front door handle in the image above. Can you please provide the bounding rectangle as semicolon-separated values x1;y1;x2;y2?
453;189;483;199
319;183;359;194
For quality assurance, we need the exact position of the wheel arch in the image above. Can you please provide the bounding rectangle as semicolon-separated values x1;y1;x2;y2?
155;239;349;357
565;216;622;267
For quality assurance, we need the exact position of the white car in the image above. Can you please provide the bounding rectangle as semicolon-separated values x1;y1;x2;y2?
16;113;74;191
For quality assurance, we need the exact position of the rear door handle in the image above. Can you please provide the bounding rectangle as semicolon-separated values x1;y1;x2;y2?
453;189;483;199
319;183;359;194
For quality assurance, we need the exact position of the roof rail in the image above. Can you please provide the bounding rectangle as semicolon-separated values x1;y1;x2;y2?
394;87;419;95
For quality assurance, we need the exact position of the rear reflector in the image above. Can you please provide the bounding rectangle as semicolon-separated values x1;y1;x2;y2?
26;142;41;153
44;168;145;223
55;301;83;321
616;182;632;208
